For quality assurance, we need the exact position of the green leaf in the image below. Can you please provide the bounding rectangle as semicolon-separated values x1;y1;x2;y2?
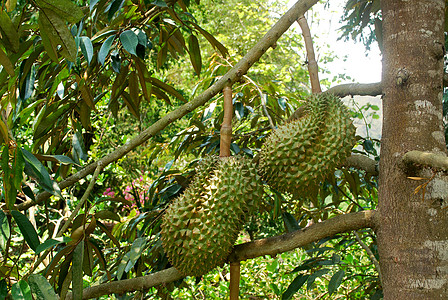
282;212;301;232
282;274;309;300
13;148;25;190
189;22;228;57
95;210;121;222
0;211;10;251
0;279;7;300
72;131;88;163
28;274;58;300
108;0;124;20
11;210;40;252
0;10;19;53
0;47;14;76
22;149;62;197
188;34;202;76
125;237;147;272
79;37;93;65
98;35;115;65
35;0;84;23
38;9;77;62
35;237;71;254
72;241;84;300
6;0;17;12
328;270;345;295
120;30;138;56
12;280;32;300
306;268;330;290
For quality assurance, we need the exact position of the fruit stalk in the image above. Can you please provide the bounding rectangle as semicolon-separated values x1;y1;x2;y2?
220;85;233;157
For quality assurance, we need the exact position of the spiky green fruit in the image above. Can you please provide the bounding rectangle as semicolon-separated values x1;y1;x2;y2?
259;93;356;197
161;156;263;277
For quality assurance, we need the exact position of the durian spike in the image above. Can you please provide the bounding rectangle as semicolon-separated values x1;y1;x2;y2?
220;85;233;157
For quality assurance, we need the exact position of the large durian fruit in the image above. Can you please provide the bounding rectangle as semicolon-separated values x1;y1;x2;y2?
161;156;263;277
259;93;356;197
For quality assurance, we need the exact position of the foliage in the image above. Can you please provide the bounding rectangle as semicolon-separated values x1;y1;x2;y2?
0;0;384;299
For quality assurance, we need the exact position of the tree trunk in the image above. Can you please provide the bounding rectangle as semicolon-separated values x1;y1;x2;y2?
378;0;448;298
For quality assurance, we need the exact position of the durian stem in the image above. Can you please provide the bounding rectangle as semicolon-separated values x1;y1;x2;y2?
220;85;233;157
297;15;321;94
229;262;241;300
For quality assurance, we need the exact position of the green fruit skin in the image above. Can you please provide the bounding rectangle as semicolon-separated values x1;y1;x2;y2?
161;156;263;277
259;93;356;197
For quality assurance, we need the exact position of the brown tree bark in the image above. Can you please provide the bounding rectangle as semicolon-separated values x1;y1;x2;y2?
377;0;448;298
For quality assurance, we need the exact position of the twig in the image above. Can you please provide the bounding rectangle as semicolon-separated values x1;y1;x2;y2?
353;231;382;284
23;163;103;279
18;0;321;212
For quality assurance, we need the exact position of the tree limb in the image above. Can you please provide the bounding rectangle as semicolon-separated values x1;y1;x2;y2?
325;82;382;97
344;154;378;176
67;210;376;299
17;0;320;211
228;210;376;262
402;150;448;171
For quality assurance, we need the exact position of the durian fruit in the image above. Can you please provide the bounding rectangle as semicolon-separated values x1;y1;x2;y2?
161;156;263;277
259;93;356;197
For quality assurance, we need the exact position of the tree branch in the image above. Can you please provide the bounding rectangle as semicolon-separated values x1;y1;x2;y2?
229;210;376;262
17;0;320;211
344;154;378;176
325;82;382;97
402;150;448;171
67;210;376;299
297;15;321;93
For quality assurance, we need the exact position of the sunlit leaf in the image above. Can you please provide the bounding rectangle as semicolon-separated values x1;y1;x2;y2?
35;0;84;23
0;47;14;76
72;241;84;300
12;280;32;300
80;36;94;65
28;274;58;300
6;0;17;12
0;11;19;52
38;9;77;62
125;237;147;272
11;210;40;252
0;211;10;251
35;237;71;254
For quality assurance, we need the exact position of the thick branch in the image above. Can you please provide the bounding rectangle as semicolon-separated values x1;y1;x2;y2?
344;154;378;176
402;150;448;171
325;82;382;97
18;0;320;211
229;210;376;262
69;210;376;299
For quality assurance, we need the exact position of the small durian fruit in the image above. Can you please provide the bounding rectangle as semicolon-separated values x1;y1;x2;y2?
259;93;356;197
161;156;263;277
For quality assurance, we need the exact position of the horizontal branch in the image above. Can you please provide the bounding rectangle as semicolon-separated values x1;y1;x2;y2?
325;82;382;97
71;210;376;299
229;210;376;262
402;150;448;171
18;0;320;211
344;154;378;176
